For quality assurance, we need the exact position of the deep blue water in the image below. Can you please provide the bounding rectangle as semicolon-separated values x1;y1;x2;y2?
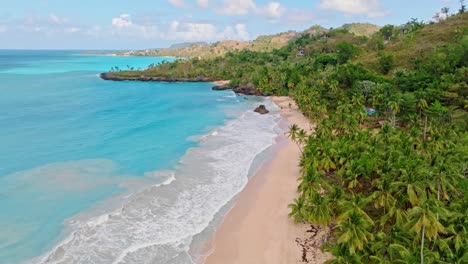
0;51;241;263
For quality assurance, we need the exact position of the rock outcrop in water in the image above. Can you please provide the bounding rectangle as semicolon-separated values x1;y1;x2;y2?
212;85;232;91
254;105;269;114
212;84;265;96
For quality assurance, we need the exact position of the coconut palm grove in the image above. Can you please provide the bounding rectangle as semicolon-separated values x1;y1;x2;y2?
107;9;467;264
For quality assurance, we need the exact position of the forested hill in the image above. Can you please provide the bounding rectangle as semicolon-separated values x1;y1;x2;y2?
105;10;468;263
110;23;379;59
113;30;300;58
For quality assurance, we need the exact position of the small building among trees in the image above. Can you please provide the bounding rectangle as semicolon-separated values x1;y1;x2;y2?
296;47;306;57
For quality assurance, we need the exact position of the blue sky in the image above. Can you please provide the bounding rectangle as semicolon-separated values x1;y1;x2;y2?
0;0;462;49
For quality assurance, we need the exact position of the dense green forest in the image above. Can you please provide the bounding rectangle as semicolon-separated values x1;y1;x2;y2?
109;10;468;264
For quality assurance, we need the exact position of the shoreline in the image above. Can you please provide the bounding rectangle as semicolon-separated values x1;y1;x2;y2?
30;96;283;264
202;96;332;264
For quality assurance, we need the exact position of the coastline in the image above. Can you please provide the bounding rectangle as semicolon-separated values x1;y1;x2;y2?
203;96;332;264
30;95;283;264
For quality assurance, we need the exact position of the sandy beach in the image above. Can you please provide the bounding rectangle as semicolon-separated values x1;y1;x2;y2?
213;80;231;86
204;96;331;264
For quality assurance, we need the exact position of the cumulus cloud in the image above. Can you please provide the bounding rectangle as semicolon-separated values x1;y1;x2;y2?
111;14;251;42
168;0;190;8
220;0;256;15
255;2;285;18
197;0;210;9
234;23;249;39
112;14;132;28
170;21;218;40
320;0;387;18
218;0;287;20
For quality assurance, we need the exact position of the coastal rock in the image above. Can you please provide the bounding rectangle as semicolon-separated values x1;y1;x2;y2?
212;84;264;96
212;85;232;91
232;85;262;96
254;105;269;114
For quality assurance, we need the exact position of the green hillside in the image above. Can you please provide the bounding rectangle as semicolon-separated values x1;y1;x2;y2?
340;23;382;36
114;30;300;58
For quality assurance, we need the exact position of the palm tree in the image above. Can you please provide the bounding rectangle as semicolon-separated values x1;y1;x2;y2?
432;157;460;203
336;210;375;254
388;100;400;127
288;195;306;223
417;98;428;118
372;177;397;220
325;244;365;264
406;200;446;264
297;166;324;195
391;166;429;207
297;129;308;147
337;194;374;224
287;124;306;154
305;192;334;226
388;243;420;263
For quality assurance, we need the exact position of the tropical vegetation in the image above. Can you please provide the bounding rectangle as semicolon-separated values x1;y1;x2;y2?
107;8;468;264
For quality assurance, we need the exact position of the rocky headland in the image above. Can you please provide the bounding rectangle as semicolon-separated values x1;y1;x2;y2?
100;73;267;96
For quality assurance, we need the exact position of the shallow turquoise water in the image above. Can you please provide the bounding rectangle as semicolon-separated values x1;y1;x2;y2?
0;51;242;263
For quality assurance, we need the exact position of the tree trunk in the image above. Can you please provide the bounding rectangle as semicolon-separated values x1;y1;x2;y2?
437;182;440;220
296;142;304;155
423;116;428;140
421;224;425;264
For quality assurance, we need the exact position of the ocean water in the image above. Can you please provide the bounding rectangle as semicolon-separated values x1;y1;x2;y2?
0;51;282;264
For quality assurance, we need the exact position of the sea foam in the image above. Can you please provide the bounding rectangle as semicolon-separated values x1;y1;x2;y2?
31;100;282;264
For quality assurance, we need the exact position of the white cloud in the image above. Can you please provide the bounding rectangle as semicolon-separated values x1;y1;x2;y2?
112;14;132;28
111;14;251;42
0;25;7;33
218;0;287;19
256;2;285;18
220;0;256;15
197;0;210;9
234;23;249;39
171;21;218;40
320;0;387;18
168;0;190;8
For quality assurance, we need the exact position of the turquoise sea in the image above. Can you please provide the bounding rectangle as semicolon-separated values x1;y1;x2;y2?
0;51;282;264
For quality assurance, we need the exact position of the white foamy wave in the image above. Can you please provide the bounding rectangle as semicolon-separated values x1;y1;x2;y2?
144;170;176;187
32;100;282;264
87;214;110;228
186;128;219;143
